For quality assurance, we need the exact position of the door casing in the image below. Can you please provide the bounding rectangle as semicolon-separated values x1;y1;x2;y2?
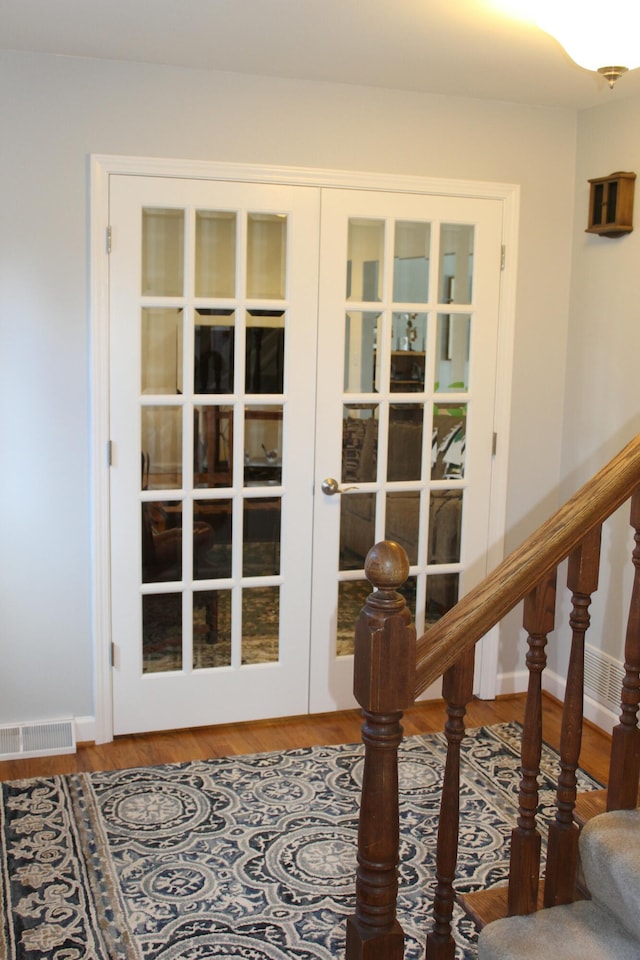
90;154;520;743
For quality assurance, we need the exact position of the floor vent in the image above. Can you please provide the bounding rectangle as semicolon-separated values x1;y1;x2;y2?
584;645;624;714
0;719;76;761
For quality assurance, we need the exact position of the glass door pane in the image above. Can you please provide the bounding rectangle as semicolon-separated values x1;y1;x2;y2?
194;310;235;394
142;208;184;296
195;211;236;297
247;213;287;299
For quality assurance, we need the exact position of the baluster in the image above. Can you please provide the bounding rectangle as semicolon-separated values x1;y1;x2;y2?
608;487;640;810
346;542;416;960
544;525;601;907
508;569;557;916
425;646;475;960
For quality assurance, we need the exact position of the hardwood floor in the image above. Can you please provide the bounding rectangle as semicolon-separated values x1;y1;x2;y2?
0;692;613;784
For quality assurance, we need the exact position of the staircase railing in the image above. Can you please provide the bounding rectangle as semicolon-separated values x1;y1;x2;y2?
345;434;640;960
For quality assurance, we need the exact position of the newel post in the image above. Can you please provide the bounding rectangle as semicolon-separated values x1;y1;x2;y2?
346;541;416;960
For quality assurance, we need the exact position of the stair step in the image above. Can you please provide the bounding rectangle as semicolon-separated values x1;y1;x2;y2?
460;881;551;929
581;809;640;941
478;899;639;960
574;787;607;827
478;810;640;960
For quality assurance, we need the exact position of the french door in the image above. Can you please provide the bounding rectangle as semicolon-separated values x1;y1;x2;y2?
109;177;320;734
310;189;502;711
108;173;504;735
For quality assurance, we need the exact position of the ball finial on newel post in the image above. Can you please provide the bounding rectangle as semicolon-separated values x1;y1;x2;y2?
355;540;415;710
364;540;410;597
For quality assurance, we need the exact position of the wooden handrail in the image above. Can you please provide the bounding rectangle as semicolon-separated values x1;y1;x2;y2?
415;434;640;696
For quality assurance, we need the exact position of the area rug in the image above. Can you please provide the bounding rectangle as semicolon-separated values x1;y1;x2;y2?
0;722;602;960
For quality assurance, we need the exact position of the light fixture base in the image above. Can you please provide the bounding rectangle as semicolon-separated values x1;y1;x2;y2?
597;66;628;89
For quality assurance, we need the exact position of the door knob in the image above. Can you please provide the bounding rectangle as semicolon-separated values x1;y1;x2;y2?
321;477;359;496
321;477;340;495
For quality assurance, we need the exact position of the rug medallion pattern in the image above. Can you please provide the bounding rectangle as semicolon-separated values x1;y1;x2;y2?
0;723;601;959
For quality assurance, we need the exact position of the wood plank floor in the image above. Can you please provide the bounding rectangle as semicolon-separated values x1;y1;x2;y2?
0;692;613;784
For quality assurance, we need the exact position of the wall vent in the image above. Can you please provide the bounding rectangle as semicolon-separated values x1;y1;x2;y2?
0;719;76;761
584;644;625;714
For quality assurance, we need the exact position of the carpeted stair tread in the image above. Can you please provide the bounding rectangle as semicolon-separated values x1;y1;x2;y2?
477;899;639;960
580;808;640;941
478;809;640;960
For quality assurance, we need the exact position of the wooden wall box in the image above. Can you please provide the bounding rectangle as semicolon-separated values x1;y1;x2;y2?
586;171;636;238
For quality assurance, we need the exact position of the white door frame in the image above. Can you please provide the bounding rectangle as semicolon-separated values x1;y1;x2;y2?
90;154;519;743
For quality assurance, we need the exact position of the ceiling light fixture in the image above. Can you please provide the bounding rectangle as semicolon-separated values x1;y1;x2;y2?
534;3;640;88
492;0;640;87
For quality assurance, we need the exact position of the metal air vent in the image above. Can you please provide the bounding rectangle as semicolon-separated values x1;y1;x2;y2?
0;719;76;761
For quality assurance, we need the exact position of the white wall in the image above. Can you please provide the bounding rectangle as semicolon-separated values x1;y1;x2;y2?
546;92;640;691
0;50;578;728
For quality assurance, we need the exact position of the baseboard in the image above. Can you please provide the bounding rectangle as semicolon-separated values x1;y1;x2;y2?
74;715;97;745
543;669;618;734
493;669;618;735
494;669;528;697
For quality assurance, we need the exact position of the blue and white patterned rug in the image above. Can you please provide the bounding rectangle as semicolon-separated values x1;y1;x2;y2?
0;722;601;960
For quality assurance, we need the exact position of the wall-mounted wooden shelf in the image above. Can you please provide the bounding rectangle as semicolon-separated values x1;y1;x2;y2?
586;171;636;238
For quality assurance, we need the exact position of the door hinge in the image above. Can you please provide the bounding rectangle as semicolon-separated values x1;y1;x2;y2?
107;439;113;466
500;245;506;271
111;642;117;668
106;225;112;254
492;432;498;456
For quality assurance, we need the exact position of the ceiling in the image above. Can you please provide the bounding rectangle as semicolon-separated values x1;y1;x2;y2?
2;0;639;110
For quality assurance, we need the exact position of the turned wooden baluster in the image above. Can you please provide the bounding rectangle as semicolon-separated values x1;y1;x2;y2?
508;569;557;916
425;646;475;960
346;542;416;960
544;525;601;907
607;487;640;810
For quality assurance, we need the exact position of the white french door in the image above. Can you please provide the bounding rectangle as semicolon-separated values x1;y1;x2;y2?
107;171;505;735
309;189;503;712
109;176;321;734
